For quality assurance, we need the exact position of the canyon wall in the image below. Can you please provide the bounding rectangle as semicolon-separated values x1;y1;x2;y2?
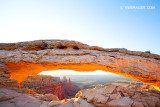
21;75;79;100
0;40;160;90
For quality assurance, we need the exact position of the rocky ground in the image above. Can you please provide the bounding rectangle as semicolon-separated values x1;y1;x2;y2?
0;83;160;107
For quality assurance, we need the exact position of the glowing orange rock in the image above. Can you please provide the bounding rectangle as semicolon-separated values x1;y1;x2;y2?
0;40;159;90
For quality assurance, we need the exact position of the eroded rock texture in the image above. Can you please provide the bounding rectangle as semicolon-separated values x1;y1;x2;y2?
1;83;160;107
77;83;160;107
0;40;160;90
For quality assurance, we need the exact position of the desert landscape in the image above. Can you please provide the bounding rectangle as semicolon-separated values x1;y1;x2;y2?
0;0;159;106
0;40;160;107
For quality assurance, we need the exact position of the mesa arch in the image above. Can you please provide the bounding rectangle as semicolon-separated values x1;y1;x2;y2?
0;40;160;90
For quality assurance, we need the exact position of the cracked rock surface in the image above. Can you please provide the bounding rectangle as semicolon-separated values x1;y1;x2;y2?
0;83;160;107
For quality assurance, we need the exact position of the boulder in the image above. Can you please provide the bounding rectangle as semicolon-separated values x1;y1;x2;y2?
57;100;74;107
132;101;144;107
48;101;62;107
109;93;122;100
81;89;95;102
9;95;41;107
0;88;20;101
94;94;109;104
76;98;95;107
107;97;133;107
0;101;17;107
40;101;49;107
103;84;116;95
39;94;59;101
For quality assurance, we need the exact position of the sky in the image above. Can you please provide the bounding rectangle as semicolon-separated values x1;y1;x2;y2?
39;70;115;76
0;0;159;54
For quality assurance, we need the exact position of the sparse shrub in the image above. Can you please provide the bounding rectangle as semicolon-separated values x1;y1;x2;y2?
145;51;151;53
42;40;48;48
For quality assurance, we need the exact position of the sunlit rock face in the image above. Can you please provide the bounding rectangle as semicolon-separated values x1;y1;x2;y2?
0;40;160;89
75;83;160;107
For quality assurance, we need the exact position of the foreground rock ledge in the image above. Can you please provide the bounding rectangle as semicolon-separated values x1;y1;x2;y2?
0;40;160;89
0;83;160;107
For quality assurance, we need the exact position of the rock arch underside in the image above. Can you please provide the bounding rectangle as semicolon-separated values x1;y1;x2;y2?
0;40;160;90
1;40;160;107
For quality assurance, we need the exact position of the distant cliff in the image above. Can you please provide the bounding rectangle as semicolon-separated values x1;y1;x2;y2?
20;75;79;100
36;83;65;100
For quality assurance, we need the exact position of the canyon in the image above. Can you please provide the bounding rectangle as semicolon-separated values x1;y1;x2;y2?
0;40;160;107
0;81;160;107
21;75;79;100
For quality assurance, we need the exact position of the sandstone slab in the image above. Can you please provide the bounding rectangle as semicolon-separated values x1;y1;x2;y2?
107;97;133;107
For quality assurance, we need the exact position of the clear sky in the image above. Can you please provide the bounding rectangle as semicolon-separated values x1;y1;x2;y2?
0;0;159;54
39;70;115;76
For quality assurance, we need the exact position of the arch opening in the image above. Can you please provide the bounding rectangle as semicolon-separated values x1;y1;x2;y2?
20;70;154;100
6;61;160;91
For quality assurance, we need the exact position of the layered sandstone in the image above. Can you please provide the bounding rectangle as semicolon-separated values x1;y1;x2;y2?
0;83;160;107
76;83;160;107
0;40;160;90
21;75;79;100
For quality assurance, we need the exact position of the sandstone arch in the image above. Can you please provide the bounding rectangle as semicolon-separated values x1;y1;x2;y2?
0;40;160;90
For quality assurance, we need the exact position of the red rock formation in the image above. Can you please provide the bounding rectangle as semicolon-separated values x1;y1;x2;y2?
21;75;79;100
0;40;160;90
68;78;71;85
36;84;65;100
20;75;65;100
61;76;80;98
63;83;78;98
1;40;160;107
63;76;67;84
